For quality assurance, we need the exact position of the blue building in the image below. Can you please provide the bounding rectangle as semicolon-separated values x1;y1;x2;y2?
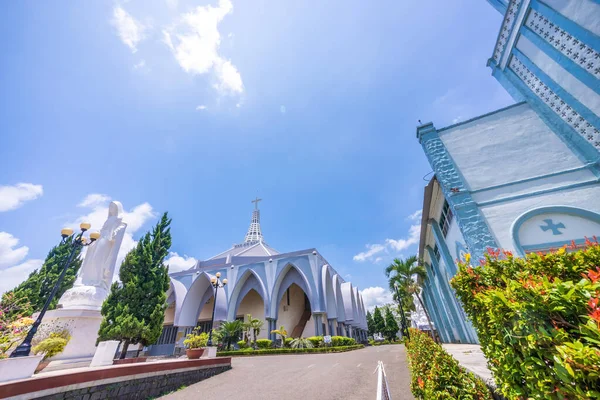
149;200;368;356
417;0;600;344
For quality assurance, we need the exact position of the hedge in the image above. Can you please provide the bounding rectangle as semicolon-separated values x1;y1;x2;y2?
405;328;492;400
217;344;364;357
305;335;356;348
451;242;600;399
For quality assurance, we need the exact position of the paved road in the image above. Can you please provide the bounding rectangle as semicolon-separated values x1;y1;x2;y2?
162;345;414;400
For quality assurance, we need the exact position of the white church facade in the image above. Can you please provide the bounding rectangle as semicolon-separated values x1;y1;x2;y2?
417;0;600;344
149;200;368;356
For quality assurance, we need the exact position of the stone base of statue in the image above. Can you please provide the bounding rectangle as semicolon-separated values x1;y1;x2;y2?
37;307;104;371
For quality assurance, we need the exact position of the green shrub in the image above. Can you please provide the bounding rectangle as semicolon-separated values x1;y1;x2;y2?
237;340;248;349
290;337;314;349
32;332;71;361
330;336;355;347
284;337;293;348
182;330;209;349
405;329;491;399
451;243;600;399
307;336;323;348
255;339;272;349
217;344;364;357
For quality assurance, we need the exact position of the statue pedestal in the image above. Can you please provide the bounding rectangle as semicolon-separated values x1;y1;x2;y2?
38;308;104;371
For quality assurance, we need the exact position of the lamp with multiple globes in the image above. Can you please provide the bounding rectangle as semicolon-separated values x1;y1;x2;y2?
207;272;227;347
10;223;101;358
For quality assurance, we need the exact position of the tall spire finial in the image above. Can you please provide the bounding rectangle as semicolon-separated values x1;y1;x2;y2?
244;198;263;243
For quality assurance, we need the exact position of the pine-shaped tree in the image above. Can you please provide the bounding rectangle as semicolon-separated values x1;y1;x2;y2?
1;236;82;318
383;306;399;341
97;213;171;359
372;306;385;336
366;310;375;336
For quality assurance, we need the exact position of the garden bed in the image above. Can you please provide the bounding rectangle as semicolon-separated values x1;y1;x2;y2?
217;344;364;357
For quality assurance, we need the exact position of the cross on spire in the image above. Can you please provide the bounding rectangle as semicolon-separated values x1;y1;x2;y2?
244;197;264;243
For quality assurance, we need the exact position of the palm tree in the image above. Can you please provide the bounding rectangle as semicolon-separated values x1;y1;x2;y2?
218;320;243;350
386;256;437;343
250;317;264;348
242;314;253;345
271;325;288;347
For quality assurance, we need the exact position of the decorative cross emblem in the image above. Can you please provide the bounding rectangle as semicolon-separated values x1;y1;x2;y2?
540;219;565;235
251;197;262;210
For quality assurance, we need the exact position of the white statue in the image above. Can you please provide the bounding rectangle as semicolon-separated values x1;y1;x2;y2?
59;201;128;310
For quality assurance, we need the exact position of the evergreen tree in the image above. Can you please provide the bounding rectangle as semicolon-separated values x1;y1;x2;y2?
366;311;375;336
1;236;82;318
372;306;385;336
98;213;171;359
383;306;400;341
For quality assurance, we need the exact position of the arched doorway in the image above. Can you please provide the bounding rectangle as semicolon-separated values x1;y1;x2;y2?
277;283;312;338
237;288;268;340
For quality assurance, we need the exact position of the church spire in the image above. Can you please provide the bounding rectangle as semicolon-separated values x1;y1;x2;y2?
244;197;263;243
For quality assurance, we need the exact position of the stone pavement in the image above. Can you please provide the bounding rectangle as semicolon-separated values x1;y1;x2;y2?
442;344;496;387
161;345;414;400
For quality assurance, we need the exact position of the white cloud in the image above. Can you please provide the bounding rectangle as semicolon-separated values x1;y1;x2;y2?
196;105;207;111
280;105;286;114
78;194;111;208
385;224;420;252
165;252;197;272
112;6;146;53
0;259;43;295
165;0;178;9
163;0;243;95
0;231;43;295
407;209;422;222
353;244;385;262
353;209;422;262
133;59;146;70
235;103;241;108
67;194;156;271
0;232;29;270
0;183;43;212
360;287;394;311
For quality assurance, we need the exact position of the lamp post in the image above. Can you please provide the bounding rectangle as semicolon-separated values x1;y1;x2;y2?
207;272;227;347
10;223;100;358
393;282;410;341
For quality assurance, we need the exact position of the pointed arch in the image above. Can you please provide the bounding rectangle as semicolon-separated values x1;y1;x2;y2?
176;272;227;326
332;275;346;322
227;268;269;321
321;265;337;318
167;278;187;324
341;282;357;325
353;286;364;328
269;263;314;320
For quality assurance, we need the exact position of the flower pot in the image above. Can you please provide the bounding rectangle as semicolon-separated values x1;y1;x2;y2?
35;360;51;374
0;354;44;382
186;348;205;359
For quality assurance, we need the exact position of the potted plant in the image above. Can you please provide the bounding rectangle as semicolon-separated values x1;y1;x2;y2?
183;329;209;359
32;331;71;373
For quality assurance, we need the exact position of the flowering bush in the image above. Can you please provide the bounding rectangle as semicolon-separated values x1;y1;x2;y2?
182;329;209;349
405;328;491;399
451;241;600;399
33;332;71;361
0;316;34;359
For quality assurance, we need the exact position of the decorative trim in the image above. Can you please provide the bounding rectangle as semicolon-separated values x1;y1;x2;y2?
525;7;600;79
509;54;600;148
477;177;599;207
418;125;498;261
511;206;600;255
492;0;524;62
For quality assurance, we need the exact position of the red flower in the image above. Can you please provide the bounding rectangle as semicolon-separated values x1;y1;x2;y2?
417;377;424;389
589;298;599;310
590;309;600;324
586;267;600;283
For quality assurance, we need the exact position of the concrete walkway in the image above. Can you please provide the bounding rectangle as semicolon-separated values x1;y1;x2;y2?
442;344;495;387
162;345;414;400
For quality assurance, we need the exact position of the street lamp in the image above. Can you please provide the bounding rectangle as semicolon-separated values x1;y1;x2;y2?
10;223;99;358
207;272;227;347
393;282;410;341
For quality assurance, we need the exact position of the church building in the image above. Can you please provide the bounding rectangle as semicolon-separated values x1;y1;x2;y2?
149;200;368;356
417;0;600;344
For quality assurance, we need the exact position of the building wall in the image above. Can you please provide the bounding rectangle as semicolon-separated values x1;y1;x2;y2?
237;289;268;339
164;305;175;325
276;284;308;337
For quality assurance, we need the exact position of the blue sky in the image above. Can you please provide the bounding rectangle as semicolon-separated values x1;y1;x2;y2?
0;0;513;308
